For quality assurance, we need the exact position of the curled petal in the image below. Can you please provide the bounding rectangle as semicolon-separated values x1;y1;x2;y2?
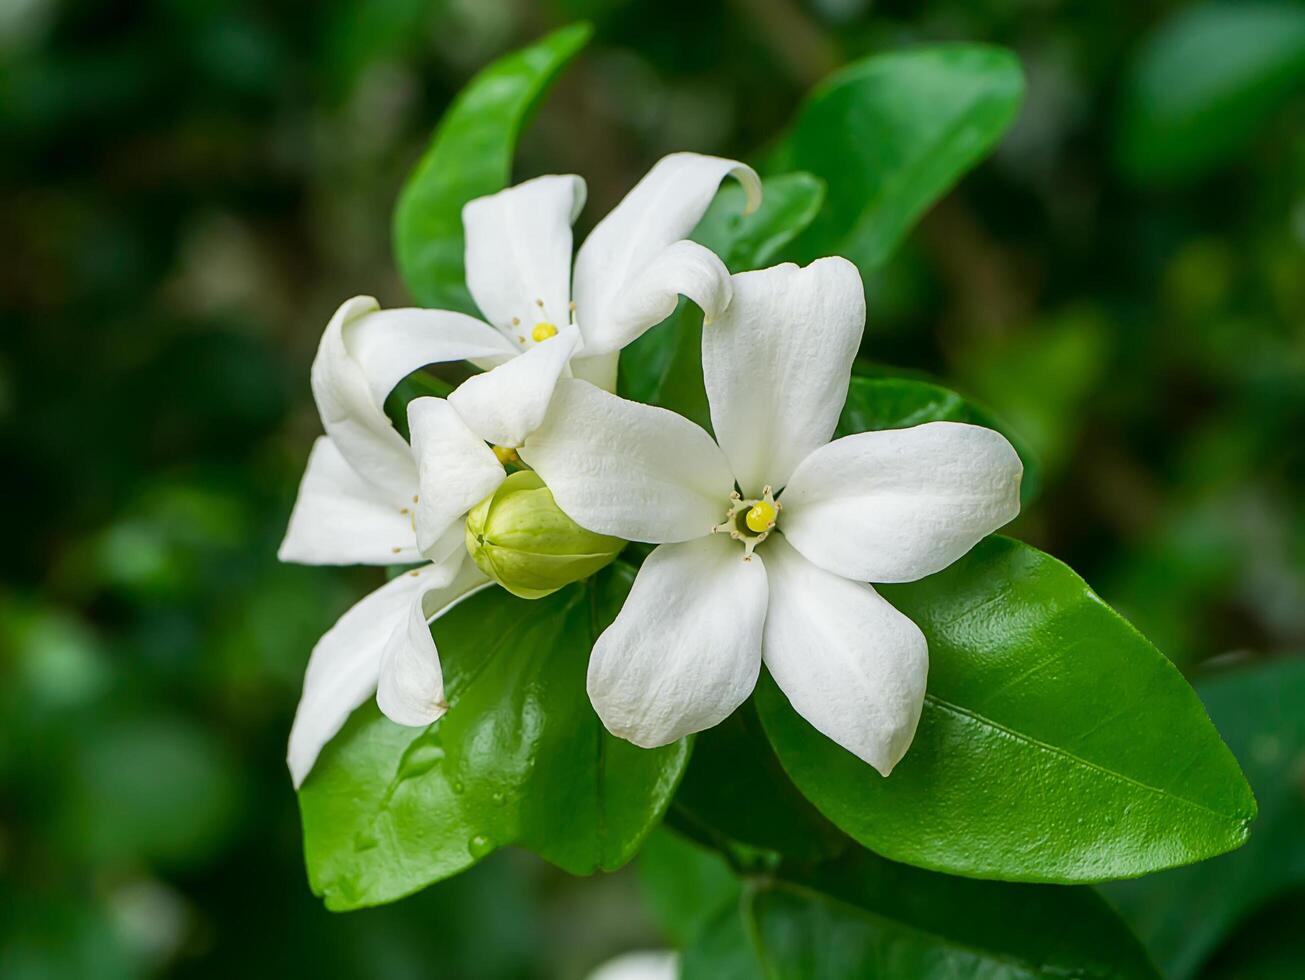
288;558;456;787
285;553;490;788
310;296;514;507
580;240;732;355
376;556;493;727
573;153;760;354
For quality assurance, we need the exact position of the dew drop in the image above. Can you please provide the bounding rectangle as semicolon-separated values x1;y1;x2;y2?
395;729;445;783
468;834;494;859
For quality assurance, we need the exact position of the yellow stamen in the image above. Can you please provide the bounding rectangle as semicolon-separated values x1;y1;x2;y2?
531;321;558;343
492;445;521;466
745;500;777;533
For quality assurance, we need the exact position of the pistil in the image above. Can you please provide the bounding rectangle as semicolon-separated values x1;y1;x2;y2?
712;485;780;560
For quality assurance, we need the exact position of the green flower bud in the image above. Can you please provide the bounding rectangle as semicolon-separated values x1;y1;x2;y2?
465;470;624;599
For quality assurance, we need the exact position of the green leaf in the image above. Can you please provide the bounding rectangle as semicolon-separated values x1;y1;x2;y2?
392;23;592;310
746;869;1159;980
1105;658;1305;979
618;172;825;428
680;844;1159;980
692;172;826;274
637;828;741;946
757;536;1256;883
769;44;1024;269
1117;3;1305;182
298;565;688;910
680;896;766;980
838;374;1043;507
670;699;847;862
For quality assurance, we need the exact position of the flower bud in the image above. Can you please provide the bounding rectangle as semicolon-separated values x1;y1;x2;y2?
464;470;624;599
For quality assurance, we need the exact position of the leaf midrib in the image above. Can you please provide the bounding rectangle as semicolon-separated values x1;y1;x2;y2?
926;695;1250;826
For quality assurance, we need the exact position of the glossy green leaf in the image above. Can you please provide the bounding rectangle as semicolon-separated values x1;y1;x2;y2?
618;172;825;428
298;565;688;910
393;23;591;310
1105;658;1305;979
693;172;825;274
769;44;1024;269
758;536;1256;883
670;699;846;861
746;873;1158;980
838;374;1043;506
680;842;1158;980
1117;3;1305;182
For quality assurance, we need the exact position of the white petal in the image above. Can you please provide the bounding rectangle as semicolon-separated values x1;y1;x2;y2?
569;350;620;393
348;306;520;405
376;555;493;727
572;153;761;354
310;296;514;506
463;174;586;339
762;535;927;776
781;421;1023;583
580;240;733;355
447;326;581;448
287;559;458;787
585;951;679;980
587;535;767;747
521;380;736;544
407;396;505;554
704;258;864;497
279;436;421;566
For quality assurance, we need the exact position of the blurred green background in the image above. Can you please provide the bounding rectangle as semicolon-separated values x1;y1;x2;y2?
2;0;1302;977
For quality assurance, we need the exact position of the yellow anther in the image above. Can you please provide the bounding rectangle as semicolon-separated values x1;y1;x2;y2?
531;321;559;342
492;445;521;466
745;500;777;533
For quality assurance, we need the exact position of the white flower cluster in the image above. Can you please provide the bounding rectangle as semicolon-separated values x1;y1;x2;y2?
280;153;1022;787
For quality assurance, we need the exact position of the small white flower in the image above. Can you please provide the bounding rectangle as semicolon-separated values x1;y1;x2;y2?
279;154;759;786
406;153;760;557
279;296;508;787
523;259;1023;774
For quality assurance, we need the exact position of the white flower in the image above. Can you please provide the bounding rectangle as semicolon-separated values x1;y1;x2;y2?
406;153;760;559
279;296;510;786
278;154;759;786
523;259;1023;775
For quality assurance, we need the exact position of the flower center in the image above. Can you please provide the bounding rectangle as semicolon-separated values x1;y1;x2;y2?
531;321;558;342
712;485;780;560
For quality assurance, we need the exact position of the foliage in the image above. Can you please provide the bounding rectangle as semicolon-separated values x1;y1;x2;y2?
3;1;1303;976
